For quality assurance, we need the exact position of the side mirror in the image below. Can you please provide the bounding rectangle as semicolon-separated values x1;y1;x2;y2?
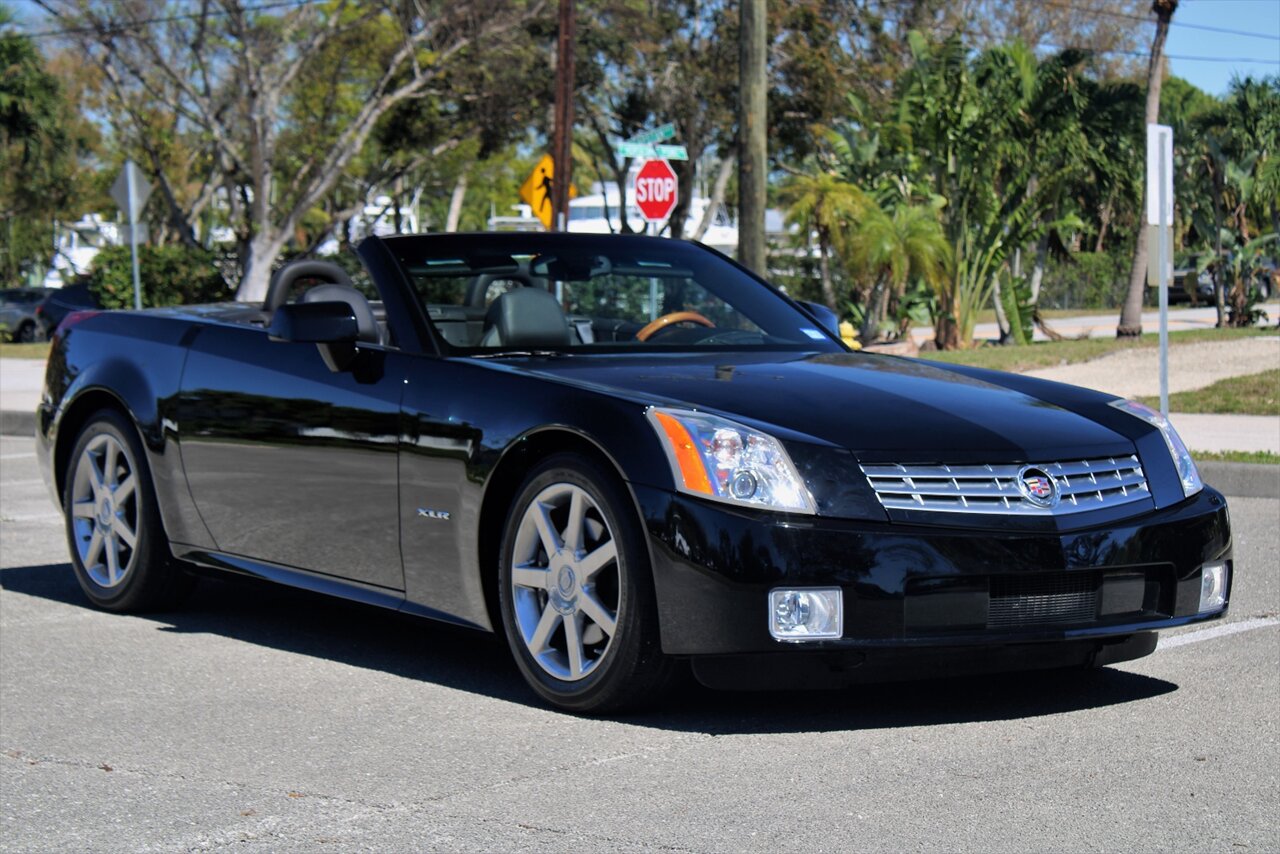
269;302;359;372
795;300;841;338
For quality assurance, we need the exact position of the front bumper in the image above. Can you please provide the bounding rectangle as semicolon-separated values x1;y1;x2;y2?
634;483;1231;668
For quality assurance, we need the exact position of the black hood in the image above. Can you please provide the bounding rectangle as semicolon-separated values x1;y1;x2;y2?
499;350;1135;463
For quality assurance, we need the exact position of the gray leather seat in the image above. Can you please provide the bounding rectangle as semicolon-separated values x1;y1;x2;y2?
480;287;573;348
302;284;381;345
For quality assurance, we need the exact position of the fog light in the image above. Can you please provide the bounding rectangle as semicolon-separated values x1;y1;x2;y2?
769;588;843;641
1199;562;1228;612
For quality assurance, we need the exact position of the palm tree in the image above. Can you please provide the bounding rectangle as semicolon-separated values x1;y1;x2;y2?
843;197;951;342
1118;0;1180;338
780;173;869;309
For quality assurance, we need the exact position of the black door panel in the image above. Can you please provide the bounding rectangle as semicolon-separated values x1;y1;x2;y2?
178;326;406;589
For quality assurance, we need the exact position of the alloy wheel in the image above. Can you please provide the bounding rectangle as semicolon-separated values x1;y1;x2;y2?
510;482;620;682
69;433;140;588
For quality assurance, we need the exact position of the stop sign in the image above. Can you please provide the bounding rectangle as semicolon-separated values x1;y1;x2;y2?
634;159;678;222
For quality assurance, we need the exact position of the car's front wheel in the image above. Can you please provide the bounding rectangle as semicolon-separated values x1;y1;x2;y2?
63;410;193;611
498;453;674;713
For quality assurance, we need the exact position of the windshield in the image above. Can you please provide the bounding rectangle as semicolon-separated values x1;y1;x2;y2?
383;233;842;355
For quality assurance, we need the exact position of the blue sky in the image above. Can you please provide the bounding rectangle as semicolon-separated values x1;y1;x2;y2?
1164;0;1280;95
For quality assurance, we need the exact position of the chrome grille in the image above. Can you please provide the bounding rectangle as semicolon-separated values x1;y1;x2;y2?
989;573;1098;627
859;456;1149;516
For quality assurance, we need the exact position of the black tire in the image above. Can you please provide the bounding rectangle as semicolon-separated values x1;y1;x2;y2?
62;410;194;612
497;453;675;713
15;321;41;343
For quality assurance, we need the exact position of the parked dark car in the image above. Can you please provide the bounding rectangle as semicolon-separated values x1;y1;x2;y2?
36;234;1232;712
1167;253;1274;304
34;282;100;338
0;287;51;342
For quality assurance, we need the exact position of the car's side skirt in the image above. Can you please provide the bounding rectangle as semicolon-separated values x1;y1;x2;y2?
172;545;490;632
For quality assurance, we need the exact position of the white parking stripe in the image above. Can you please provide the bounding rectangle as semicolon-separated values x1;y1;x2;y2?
1157;616;1280;650
0;453;36;460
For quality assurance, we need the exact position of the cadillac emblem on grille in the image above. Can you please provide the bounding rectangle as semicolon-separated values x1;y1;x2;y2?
1017;465;1059;508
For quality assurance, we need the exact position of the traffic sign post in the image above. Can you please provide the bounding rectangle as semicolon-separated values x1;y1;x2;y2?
1146;124;1173;418
110;160;152;311
634;159;678;223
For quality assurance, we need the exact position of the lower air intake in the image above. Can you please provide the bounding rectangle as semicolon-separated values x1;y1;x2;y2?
989;572;1098;627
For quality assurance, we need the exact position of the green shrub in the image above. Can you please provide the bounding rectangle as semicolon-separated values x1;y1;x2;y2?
1037;251;1129;310
86;244;230;309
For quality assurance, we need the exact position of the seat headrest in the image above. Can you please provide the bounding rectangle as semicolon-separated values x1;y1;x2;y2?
482;287;573;348
302;284;380;345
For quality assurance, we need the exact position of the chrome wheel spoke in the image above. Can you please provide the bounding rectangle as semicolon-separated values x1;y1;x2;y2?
563;613;585;677
578;541;616;580
564;487;587;552
532;502;563;556
71;500;96;519
112;516;137;549
578;590;617;638
85;529;105;567
102;441;119;488
104;535;120;584
528;602;560;653
85;450;105;492
113;474;136;505
512;564;550;590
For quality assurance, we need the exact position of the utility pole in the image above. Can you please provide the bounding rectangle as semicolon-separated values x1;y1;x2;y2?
737;0;767;274
551;0;576;232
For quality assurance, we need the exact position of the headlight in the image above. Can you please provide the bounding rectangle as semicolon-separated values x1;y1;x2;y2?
646;407;816;514
1109;399;1203;498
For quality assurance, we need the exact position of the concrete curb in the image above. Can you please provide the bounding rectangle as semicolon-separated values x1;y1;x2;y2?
0;410;34;439
1;410;1275;498
1198;461;1280;500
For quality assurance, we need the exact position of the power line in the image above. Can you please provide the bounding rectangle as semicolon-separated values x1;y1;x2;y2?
21;0;320;39
1043;42;1280;64
1045;0;1280;42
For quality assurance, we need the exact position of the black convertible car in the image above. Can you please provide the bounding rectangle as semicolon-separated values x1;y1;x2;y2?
36;233;1232;712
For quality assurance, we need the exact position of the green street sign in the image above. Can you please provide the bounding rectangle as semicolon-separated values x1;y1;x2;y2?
614;141;655;158
653;144;688;160
627;123;676;145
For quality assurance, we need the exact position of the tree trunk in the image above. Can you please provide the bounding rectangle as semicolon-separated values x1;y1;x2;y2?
737;0;767;274
693;156;734;241
1117;0;1178;338
992;274;1012;344
1094;195;1113;253
818;233;836;309
445;171;469;233
238;230;290;304
860;277;890;343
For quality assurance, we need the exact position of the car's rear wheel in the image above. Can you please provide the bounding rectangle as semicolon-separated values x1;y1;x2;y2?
498;453;674;713
15;321;42;343
64;410;193;611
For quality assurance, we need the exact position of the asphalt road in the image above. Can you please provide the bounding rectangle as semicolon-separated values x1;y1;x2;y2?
1;434;1277;853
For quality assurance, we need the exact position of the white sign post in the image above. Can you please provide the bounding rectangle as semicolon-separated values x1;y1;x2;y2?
1147;124;1174;418
110;160;153;311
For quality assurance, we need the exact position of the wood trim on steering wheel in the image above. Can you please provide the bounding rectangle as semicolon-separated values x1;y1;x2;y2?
635;311;716;341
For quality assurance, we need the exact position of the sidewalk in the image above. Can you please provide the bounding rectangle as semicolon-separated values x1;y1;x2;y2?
0;357;43;436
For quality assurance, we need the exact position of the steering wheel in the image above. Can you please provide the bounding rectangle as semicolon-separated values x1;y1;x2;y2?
635;311;715;342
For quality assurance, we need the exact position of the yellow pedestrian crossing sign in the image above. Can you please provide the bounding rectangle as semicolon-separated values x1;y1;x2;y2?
519;154;575;230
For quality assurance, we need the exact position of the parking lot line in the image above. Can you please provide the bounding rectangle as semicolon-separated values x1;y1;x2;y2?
1156;616;1280;650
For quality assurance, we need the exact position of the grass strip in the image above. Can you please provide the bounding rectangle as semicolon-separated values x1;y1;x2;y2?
1192;449;1280;465
1139;370;1280;416
916;326;1275;373
0;342;52;360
